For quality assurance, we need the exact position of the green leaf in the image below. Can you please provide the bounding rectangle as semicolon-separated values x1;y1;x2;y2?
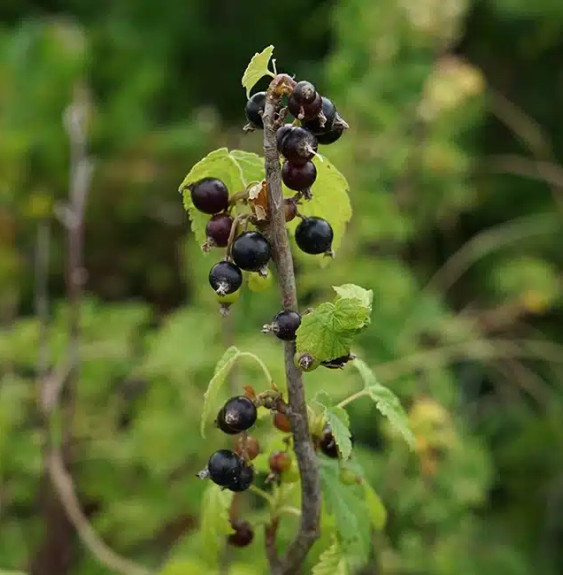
353;359;415;449
199;484;234;567
285;155;352;260
241;45;275;98
159;560;207;575
326;406;353;460
333;284;373;310
312;541;349;575
332;297;371;331
363;482;387;530
178;148;265;247
200;346;240;438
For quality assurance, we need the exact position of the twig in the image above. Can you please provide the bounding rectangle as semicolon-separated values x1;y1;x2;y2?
262;74;321;575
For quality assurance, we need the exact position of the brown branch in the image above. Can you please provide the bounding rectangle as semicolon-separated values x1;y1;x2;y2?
262;74;321;575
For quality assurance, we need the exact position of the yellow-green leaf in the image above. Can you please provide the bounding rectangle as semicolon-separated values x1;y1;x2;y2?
199;484;234;567
241;45;275;98
312;541;349;575
363;482;387;530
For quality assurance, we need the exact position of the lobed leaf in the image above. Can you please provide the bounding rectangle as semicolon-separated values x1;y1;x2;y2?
241;45;275;98
326;406;353;460
312;541;349;575
199;484;234;567
333;284;373;310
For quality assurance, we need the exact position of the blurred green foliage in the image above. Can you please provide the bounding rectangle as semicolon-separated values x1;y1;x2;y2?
0;0;562;574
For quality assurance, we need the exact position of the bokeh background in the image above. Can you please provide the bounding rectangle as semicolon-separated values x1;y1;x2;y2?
1;0;562;574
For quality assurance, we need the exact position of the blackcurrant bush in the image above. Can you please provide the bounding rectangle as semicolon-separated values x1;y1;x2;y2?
227;463;254;492
282;160;317;191
284;198;298;222
295;217;333;255
292;81;317;104
272;310;301;341
303;96;337;133
209;261;243;295
206;449;243;486
269;451;292;474
216;396;257;434
235;435;260;460
190;178;229;214
319;428;339;459
245;91;266;128
232;231;271;272
205;213;233;248
273;412;291;433
288;91;322;122
228;519;254;547
277;126;318;166
315;123;344;145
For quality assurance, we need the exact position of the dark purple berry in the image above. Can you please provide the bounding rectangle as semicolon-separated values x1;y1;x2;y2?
209;261;243;295
292;81;317;104
205;214;233;247
217;396;257;434
245;92;266;128
228;519;254;547
277;126;318;166
315;123;344;145
319;428;339;459
288;91;323;121
227;463;254;492
282;161;317;191
295;217;333;255
272;310;301;341
276;124;293;149
232;231;271;272
190;178;229;214
303;96;337;133
207;449;243;486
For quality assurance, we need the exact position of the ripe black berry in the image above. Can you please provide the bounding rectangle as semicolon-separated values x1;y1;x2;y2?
206;449;243;486
277;126;318;166
292;81;317;104
216;396;257;434
209;261;243;295
232;231;271;272
245;92;266;129
190;178;229;214
295;217;333;255
319;428;339;459
205;214;233;248
273;412;291;433
288;91;322;122
269;451;292;473
227;463;254;492
315;123;344;145
272;310;301;341
228;519;254;547
276;124;293;149
303;96;337;133
282;161;317;191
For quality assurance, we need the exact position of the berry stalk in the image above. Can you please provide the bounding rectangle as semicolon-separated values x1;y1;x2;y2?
262;74;321;575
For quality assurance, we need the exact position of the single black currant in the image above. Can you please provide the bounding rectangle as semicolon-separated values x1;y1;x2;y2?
269;451;292;474
273;412;291;433
205;213;233;248
227;463;254;492
288;91;322;122
315;123;344;145
292;81;317;104
277;126;318;166
295;217;334;255
282;160;317;191
271;310;301;341
276;124;293;149
228;519;254;547
245;91;266;129
302;96;337;133
232;231;271;272
190;177;229;214
216;396;257;434
209;261;243;295
206;449;243;486
319;428;339;459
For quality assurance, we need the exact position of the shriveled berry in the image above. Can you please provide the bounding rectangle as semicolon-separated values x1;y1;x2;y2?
269;451;292;474
235;435;260;460
295;217;333;255
292;81;317;104
273;412;291;433
303;96;337;133
207;449;243;486
245;92;266;128
272;310;301;341
277;126;318;166
190;178;229;214
232;231;271;272
228;519;254;547
217;396;257;434
209;261;243;295
288;91;322;121
282;161;317;191
205;214;233;248
227;463;254;492
284;198;298;222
